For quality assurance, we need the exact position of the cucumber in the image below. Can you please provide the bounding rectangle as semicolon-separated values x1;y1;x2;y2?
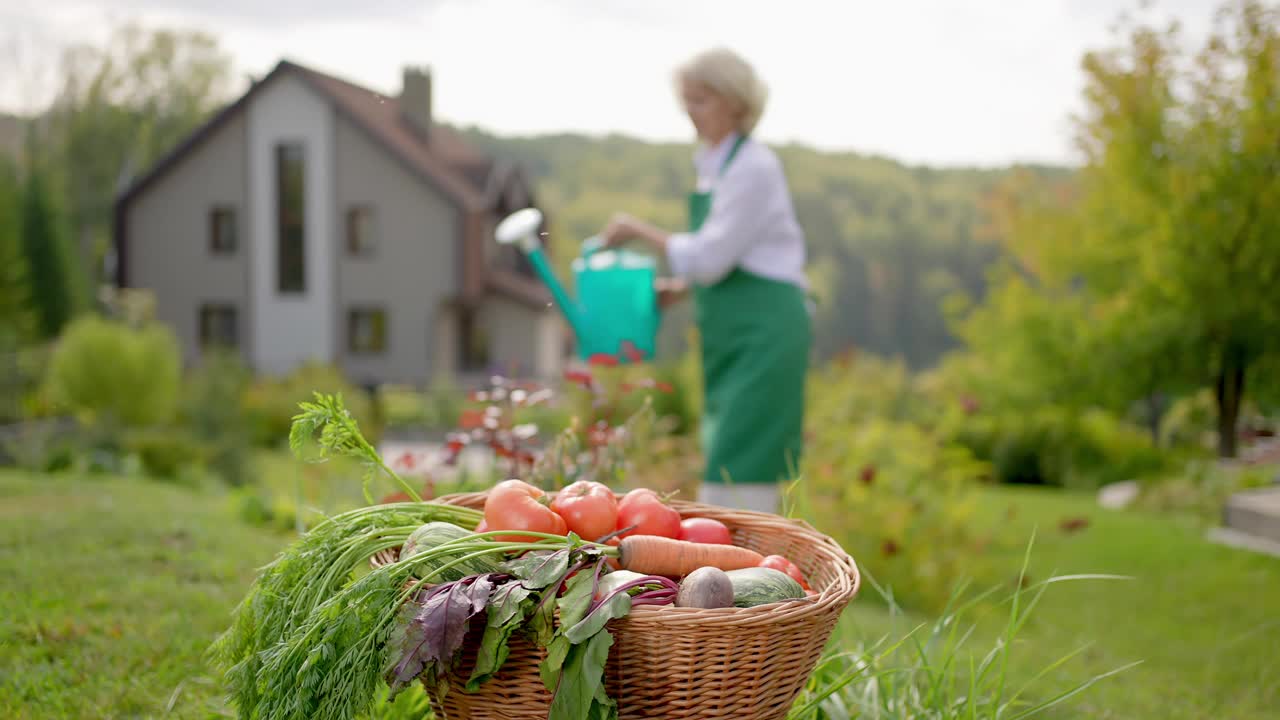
724;567;806;607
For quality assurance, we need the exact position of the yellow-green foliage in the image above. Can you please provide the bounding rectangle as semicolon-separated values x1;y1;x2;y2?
241;362;380;448
45;314;180;427
793;359;996;613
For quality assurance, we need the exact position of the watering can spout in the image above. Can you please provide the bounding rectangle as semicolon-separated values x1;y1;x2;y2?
494;208;586;337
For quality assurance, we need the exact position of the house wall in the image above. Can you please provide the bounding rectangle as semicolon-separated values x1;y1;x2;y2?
482;298;563;381
333;115;460;386
246;73;337;376
125;112;249;365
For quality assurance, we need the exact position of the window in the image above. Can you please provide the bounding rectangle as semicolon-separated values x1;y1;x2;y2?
346;206;377;256
198;304;238;349
457;307;490;371
348;307;387;354
209;207;237;254
276;142;306;293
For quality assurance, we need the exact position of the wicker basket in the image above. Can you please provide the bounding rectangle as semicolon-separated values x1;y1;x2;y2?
370;490;860;720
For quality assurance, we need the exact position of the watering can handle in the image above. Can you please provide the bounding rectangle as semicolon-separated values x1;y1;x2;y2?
581;235;605;258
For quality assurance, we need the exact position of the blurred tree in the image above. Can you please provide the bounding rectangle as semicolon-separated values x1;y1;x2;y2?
46;22;234;285
0;155;32;347
951;0;1280;457
18;156;78;340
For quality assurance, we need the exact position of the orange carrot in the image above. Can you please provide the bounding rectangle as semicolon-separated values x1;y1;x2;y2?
617;535;764;577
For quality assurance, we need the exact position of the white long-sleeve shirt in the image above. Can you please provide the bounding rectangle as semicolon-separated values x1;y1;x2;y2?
666;132;808;289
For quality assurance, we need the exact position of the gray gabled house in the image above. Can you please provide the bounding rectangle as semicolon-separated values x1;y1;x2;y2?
112;59;564;387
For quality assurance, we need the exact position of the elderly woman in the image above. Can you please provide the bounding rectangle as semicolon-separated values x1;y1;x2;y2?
600;47;811;514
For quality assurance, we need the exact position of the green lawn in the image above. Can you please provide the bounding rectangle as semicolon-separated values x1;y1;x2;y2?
1;470;1277;719
841;485;1280;720
0;472;284;719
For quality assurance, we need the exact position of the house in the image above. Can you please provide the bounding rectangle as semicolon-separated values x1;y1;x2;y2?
112;59;564;387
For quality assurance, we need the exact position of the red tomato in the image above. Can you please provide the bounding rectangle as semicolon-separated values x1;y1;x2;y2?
615;488;681;539
474;518;489;533
678;517;733;545
550;480;619;542
759;555;811;591
484;479;568;543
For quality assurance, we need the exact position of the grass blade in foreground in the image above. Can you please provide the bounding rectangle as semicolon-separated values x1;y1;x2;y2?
788;540;1138;719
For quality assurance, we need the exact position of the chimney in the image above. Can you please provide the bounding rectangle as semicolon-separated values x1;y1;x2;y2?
400;66;432;138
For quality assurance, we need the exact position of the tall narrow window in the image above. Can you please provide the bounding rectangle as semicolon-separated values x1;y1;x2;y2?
209;206;237;254
276;142;306;293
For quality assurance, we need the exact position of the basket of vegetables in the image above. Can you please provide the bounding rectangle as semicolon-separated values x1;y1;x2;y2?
210;393;858;720
368;479;860;720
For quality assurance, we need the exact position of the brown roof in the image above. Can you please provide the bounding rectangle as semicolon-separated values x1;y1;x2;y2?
286;62;488;209
113;58;549;309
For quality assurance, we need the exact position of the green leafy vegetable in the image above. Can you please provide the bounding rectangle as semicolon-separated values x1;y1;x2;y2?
290;391;421;504
502;548;573;589
208;501;482;717
538;563;625;720
548;629;616;720
400;522;502;581
387;573;497;694
466;582;535;691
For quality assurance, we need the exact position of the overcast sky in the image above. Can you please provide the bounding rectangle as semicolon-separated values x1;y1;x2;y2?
2;0;1221;167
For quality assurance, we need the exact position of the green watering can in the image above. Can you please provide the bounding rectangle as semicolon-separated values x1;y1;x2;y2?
495;207;659;364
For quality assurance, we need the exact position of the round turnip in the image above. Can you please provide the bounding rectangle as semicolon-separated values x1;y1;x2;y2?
675;566;734;609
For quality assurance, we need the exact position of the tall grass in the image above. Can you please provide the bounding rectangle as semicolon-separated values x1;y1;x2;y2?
787;533;1139;720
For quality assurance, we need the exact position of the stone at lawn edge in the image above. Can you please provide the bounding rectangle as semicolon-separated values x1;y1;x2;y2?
1097;480;1140;510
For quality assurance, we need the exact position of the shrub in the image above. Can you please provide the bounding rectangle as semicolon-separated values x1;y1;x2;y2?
242;362;380;448
1158;390;1219;450
177;349;254;486
1135;459;1275;523
939;405;1172;490
44;315;181;427
121;427;207;482
793;362;997;613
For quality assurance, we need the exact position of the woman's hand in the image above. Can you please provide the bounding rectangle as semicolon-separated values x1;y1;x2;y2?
601;213;641;247
601;213;670;251
655;277;690;308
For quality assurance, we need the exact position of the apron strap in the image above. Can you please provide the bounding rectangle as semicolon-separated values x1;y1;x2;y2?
718;135;747;178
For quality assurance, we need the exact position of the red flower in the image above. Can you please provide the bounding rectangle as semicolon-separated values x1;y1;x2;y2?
588;353;619;367
564;368;594;387
458;409;485;430
859;465;876;485
1059;516;1090;534
881;539;900;557
395;451;417;471
620;341;645;363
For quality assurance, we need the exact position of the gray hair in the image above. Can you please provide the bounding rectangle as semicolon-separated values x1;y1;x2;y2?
674;47;769;136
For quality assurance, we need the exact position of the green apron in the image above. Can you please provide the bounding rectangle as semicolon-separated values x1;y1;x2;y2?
687;136;811;486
